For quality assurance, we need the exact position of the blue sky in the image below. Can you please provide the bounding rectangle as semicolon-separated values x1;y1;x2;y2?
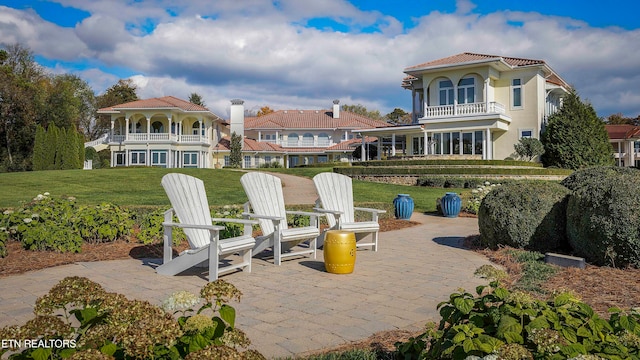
1;0;639;119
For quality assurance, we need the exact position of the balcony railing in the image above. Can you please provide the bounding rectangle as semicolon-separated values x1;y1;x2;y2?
109;133;209;144
424;102;505;118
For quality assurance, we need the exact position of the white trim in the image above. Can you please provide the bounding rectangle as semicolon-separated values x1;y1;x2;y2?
510;78;524;110
518;128;534;139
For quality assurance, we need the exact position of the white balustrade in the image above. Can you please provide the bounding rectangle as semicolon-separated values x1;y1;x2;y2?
424;102;505;118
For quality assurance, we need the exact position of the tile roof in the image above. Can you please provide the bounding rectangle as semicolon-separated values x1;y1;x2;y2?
404;52;545;71
605;125;640;140
245;110;390;130
98;96;211;113
325;137;378;151
213;137;285;152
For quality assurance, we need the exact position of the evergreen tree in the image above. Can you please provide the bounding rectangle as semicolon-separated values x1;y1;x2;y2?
514;137;545;161
75;127;85;169
44;123;59;170
32;125;46;170
541;90;614;169
229;132;242;168
55;127;66;169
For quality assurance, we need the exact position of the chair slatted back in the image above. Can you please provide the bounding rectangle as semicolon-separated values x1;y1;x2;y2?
240;172;288;236
313;172;355;228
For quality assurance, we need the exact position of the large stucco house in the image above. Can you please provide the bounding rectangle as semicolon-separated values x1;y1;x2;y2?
96;97;388;168
605;124;640;167
358;52;571;160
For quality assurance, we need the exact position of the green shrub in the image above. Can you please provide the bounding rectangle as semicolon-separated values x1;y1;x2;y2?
0;277;263;359
133;207;186;245
565;168;640;267
395;281;640;359
478;181;569;252
561;166;638;191
0;229;6;258
75;203;134;243
418;176;447;187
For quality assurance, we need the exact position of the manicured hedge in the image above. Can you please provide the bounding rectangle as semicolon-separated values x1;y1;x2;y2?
335;166;572;176
359;159;544;167
565;167;640;267
478;181;570;252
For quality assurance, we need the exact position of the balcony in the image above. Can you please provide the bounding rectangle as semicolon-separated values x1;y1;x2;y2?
424;102;506;119
109;133;210;144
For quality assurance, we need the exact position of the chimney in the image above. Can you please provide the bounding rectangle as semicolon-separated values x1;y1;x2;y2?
332;99;340;119
230;99;244;138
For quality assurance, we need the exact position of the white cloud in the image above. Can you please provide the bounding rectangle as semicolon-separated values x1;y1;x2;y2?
2;1;639;117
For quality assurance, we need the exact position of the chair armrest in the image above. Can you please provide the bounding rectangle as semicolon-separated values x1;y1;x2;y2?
241;213;285;221
162;222;226;231
312;208;343;215
211;218;259;225
354;207;387;214
286;210;323;217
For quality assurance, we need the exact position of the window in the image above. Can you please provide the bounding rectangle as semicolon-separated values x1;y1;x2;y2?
443;132;451;155
224;156;230;167
412;137;424;155
512;79;523;108
453;132;461;154
457;78;475;104
433;133;441;154
519;129;533;139
318;155;328;163
244;155;251;168
130;151;146;165
183;152;198;168
474;131;484;155
463;132;473;155
115;152;126;166
287;133;299;146
151;151;167;167
439;80;454;105
302;133;314;146
264;156;271;163
192;122;204;136
318;133;330;146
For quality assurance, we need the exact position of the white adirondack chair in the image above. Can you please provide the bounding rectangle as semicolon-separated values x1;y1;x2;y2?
240;172;320;265
313;172;386;251
156;173;257;281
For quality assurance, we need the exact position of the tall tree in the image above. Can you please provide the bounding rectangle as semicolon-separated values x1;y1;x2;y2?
256;106;274;117
32;125;47;170
189;92;205;107
541;90;614;169
0;44;46;171
385;108;409;124
44;123;59;170
604;113;639;126
229;132;242;168
341;104;383;120
94;79;138;140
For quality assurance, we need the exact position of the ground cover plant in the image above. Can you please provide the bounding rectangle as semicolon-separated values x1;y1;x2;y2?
0;277;264;359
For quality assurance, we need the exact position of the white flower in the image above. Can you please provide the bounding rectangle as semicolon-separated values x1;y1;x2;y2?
471;189;479;194
23;218;32;224
223;211;230;216
223;205;231;209
484;181;491;186
31;213;39;219
43;192;50;196
3;210;13;215
34;194;44;201
162;290;200;312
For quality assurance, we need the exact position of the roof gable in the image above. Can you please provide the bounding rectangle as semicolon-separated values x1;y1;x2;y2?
244;109;389;130
404;52;546;72
98;96;210;113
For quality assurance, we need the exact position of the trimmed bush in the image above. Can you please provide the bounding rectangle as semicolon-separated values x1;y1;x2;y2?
565;167;640;267
478;181;570;252
561;165;638;191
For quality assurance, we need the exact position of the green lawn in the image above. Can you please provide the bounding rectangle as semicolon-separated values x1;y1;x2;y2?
0;167;463;212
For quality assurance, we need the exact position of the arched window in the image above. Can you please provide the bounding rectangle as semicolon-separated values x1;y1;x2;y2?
152;121;164;133
302;133;314;146
439;79;454;106
192;122;204;136
457;77;475;104
318;133;330;146
287;133;299;146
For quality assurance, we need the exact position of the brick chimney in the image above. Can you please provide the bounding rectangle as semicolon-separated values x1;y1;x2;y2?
332;99;340;119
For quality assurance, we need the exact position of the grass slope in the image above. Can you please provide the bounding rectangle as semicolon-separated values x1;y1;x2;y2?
0;167;461;212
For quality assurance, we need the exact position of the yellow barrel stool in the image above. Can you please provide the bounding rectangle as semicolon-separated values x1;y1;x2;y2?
323;230;356;274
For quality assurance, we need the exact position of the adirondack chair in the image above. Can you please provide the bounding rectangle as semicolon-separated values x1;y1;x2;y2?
156;173;257;281
240;172;320;265
313;172;386;251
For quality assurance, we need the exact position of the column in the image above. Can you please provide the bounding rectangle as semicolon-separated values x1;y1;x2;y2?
110;119;115;140
199;120;203;140
146;117;150;140
168;116;173;140
125;118;130;140
453;84;458;115
361;135;365;161
484;77;490;112
423;130;428;156
258;131;262;142
391;133;396;156
485;128;492;160
618;141;623;166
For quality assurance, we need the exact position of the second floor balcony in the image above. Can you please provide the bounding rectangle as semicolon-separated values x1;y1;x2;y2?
110;133;210;144
423;101;506;119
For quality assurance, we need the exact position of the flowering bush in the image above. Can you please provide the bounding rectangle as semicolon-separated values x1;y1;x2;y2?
395;279;640;359
464;181;500;215
0;276;263;359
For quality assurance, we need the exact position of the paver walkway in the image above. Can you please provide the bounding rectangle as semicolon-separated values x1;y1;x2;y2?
0;173;494;358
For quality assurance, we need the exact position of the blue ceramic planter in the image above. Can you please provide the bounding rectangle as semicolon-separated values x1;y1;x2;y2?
393;194;414;220
441;192;461;218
